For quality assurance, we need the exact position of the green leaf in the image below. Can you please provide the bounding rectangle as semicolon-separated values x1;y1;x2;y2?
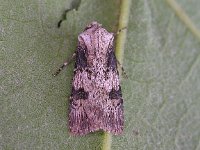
1;0;200;150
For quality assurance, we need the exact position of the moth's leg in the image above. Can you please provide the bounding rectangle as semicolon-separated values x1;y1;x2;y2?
117;59;128;78
53;53;76;76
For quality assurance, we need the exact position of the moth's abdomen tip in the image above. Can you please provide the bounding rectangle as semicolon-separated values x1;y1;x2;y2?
69;129;91;136
69;126;123;136
102;127;123;135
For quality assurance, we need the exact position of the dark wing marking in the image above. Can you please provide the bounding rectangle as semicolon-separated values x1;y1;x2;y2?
109;86;122;99
107;47;117;71
71;87;89;100
75;45;87;69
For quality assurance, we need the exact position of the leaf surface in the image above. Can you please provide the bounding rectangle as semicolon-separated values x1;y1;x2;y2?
1;0;200;149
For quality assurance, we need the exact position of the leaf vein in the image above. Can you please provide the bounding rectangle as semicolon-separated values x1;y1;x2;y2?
166;0;200;41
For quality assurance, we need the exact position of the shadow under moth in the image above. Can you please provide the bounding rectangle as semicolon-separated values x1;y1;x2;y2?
54;22;124;135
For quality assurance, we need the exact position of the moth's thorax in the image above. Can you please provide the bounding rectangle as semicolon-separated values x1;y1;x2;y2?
78;23;114;67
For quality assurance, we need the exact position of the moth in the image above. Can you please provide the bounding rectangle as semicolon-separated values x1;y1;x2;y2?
54;21;124;135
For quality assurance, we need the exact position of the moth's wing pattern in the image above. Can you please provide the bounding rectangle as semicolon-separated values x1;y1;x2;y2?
69;23;124;135
102;47;124;134
69;44;124;135
69;45;91;135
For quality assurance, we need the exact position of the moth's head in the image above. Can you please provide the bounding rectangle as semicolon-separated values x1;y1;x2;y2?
84;21;102;31
78;21;114;57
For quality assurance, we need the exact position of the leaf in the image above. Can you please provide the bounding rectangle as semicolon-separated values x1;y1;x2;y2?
1;0;200;150
112;0;200;149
